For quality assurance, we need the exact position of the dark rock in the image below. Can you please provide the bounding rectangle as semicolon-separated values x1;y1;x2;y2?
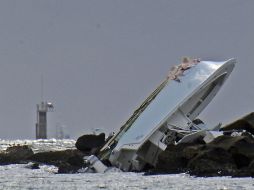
231;159;254;178
57;159;89;174
221;112;254;135
187;147;237;177
31;163;40;169
0;144;91;173
152;134;254;177
208;135;254;160
208;135;254;149
153;143;204;174
0;145;34;165
154;144;188;173
246;160;254;176
28;149;89;173
67;155;85;167
182;144;204;160
231;159;254;177
29;149;77;164
75;133;106;153
232;153;250;169
25;162;40;169
58;162;80;174
58;154;89;173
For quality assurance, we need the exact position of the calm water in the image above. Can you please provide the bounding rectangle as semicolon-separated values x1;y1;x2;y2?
0;139;253;190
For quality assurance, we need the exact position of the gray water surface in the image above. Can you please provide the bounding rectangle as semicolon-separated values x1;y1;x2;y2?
0;139;253;190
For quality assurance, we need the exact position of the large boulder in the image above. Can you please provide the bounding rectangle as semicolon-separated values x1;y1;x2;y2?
153;143;204;174
187;147;237;177
75;133;106;153
0;145;34;165
221;112;254;135
151;134;254;177
58;155;88;174
207;135;254;166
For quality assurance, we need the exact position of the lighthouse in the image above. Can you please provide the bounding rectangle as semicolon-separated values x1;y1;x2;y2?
35;101;54;139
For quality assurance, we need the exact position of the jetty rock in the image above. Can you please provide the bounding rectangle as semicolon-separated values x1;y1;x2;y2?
0;145;34;165
28;149;89;173
75;133;106;153
152;133;254;177
0;145;90;173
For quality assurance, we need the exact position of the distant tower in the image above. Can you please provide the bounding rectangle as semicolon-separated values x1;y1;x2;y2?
55;123;70;139
35;102;54;139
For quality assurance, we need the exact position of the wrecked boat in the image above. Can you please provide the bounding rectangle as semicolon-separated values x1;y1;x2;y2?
84;58;236;173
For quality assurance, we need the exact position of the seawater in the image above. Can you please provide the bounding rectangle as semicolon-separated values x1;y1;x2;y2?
0;139;253;190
